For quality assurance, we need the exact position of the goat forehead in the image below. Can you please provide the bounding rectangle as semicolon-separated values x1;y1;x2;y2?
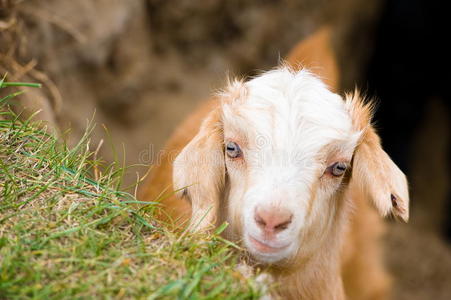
240;69;352;151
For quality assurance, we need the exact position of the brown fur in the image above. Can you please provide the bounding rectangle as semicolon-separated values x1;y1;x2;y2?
286;26;339;91
139;26;408;299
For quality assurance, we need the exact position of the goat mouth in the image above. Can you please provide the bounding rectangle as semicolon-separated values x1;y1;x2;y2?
248;236;290;254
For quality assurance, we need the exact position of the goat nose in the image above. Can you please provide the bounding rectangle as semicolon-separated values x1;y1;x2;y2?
254;207;293;233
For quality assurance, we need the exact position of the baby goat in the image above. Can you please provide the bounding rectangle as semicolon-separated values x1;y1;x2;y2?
140;29;409;300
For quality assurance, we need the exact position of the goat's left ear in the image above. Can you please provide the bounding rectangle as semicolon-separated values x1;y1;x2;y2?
346;93;409;222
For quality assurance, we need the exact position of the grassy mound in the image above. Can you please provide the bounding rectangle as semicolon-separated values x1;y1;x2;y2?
0;81;261;299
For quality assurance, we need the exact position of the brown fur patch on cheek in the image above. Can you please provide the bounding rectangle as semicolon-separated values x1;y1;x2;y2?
224;191;245;240
306;180;319;218
223;162;248;239
341;167;352;187
315;165;351;213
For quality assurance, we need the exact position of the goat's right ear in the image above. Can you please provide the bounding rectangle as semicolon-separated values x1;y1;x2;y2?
346;93;410;222
173;107;225;231
286;26;339;91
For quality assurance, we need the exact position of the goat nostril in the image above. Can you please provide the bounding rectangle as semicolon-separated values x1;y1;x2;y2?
255;214;266;227
274;219;292;231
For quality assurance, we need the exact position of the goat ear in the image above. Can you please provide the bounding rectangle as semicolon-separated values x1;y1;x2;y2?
173;107;225;231
346;93;409;222
286;26;339;91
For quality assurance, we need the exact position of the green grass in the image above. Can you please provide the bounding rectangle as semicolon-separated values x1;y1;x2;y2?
0;81;261;299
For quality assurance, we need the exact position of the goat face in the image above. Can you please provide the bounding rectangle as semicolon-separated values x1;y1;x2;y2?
173;68;409;265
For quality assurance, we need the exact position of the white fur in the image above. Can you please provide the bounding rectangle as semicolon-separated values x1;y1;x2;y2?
167;65;409;299
221;68;360;263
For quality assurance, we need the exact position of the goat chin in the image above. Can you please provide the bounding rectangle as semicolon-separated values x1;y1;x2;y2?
139;26;408;300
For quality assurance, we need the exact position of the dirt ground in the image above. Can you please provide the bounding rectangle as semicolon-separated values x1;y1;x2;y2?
1;0;450;299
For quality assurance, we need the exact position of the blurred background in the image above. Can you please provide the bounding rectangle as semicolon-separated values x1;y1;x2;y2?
1;0;449;299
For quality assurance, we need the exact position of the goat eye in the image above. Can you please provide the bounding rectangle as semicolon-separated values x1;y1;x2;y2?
226;142;242;158
330;162;347;176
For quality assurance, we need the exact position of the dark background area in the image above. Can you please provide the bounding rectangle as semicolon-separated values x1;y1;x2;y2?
364;1;451;298
1;0;450;298
366;0;450;176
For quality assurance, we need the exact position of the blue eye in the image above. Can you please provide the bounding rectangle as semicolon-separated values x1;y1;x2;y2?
330;162;347;176
226;142;242;158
